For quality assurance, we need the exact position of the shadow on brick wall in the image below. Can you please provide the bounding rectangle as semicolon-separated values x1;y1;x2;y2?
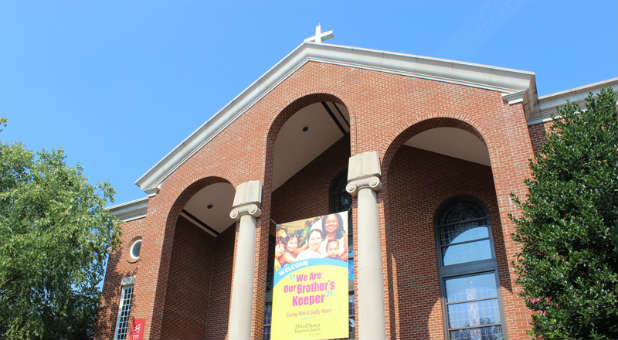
384;145;513;339
159;216;235;339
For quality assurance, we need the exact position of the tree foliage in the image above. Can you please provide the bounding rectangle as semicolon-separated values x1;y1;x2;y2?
0;133;120;339
512;88;618;339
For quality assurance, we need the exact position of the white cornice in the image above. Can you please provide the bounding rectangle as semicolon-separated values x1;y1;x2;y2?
527;78;618;125
502;90;527;105
107;197;148;222
135;42;537;195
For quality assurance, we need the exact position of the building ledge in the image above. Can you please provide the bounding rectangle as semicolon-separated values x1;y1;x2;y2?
107;197;148;222
528;78;618;125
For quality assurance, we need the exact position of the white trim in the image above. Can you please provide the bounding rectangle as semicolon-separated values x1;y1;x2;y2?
135;42;537;195
121;276;136;286
129;239;142;260
526;116;556;126
538;78;618;101
502;90;527;105
527;78;618;125
108;197;148;222
113;283;134;340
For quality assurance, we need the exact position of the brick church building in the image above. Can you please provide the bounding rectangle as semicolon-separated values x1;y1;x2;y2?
94;30;617;340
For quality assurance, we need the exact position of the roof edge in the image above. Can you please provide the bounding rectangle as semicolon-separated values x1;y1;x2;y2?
107;197;148;222
135;42;537;195
528;77;618;125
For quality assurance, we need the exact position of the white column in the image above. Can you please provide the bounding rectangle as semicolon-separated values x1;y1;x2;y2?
346;151;386;340
228;180;262;340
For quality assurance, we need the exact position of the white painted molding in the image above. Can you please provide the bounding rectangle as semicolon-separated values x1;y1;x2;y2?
134;42;537;195
107;197;148;222
527;78;618;125
121;276;136;286
146;186;160;197
502;90;526;105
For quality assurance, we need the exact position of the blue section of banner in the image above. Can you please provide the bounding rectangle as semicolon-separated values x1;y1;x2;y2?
273;258;348;287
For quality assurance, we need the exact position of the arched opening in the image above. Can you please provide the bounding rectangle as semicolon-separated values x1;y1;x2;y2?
435;197;505;340
262;95;353;339
383;119;510;340
271;99;350;190
159;178;236;340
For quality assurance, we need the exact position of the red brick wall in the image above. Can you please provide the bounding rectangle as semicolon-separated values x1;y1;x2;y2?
159;216;215;339
159;216;235;339
96;216;147;340
97;61;537;339
386;145;508;339
96;214;235;340
205;225;235;339
271;136;349;225
528;121;554;155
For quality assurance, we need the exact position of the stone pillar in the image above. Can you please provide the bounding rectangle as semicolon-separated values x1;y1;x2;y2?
346;151;386;340
228;180;262;340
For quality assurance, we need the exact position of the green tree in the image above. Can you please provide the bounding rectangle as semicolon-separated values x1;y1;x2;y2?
0;128;120;339
512;88;618;339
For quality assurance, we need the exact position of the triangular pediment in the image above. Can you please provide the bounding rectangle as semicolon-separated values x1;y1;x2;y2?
135;42;537;195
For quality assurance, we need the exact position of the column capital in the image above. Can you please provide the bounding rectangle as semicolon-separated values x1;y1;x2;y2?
346;175;382;196
346;151;382;196
230;203;262;220
230;180;262;220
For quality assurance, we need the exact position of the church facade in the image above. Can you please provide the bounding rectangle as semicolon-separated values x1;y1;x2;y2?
94;39;617;340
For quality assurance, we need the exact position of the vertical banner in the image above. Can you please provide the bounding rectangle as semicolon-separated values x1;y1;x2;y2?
129;319;145;340
271;211;349;340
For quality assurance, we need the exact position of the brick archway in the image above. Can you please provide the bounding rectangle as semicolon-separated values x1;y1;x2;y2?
381;118;515;339
154;176;236;339
382;117;487;181
251;93;353;339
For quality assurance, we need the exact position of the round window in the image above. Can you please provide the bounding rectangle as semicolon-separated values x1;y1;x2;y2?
130;239;142;259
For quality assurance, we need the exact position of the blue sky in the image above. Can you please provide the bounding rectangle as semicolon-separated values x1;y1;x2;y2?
1;1;616;205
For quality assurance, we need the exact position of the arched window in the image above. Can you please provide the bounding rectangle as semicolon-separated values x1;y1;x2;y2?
329;170;352;213
435;197;505;340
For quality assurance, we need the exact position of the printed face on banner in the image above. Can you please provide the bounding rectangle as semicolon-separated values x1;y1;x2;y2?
271;211;349;340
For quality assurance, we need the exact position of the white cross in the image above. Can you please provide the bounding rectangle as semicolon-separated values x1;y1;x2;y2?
304;23;334;44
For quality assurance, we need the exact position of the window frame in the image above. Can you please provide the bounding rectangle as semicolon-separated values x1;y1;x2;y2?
130;239;142;260
113;281;135;340
434;196;508;340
